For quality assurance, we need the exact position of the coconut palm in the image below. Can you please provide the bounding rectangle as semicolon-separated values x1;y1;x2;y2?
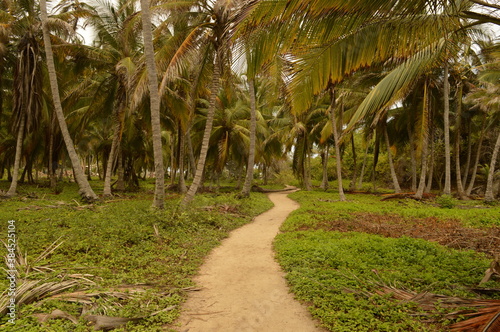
139;0;165;208
180;0;258;206
40;0;98;201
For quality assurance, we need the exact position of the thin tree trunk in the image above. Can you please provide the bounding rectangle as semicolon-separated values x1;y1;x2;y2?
304;145;312;191
466;114;486;195
181;53;221;206
484;131;500;202
329;87;346;201
240;78;257;197
349;135;358;191
320;145;329;191
415;129;429;199
186;130;196;178
141;0;165;208
103;102;125;196
6;112;25;196
462;120;472;187
116;149;125;191
425;123;435;193
178;125;187;194
87;155;92;181
416;82;430;199
443;62;451;195
41;0;98;201
454;82;467;199
384;123;401;193
372;133;380;192
357;142;370;190
408;123;417;191
48;114;57;189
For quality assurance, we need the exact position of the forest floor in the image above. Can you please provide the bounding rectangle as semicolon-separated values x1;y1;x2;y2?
172;188;328;332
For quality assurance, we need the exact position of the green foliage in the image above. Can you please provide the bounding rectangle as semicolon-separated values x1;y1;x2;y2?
0;182;273;331
275;230;491;331
274;189;500;331
436;195;457;209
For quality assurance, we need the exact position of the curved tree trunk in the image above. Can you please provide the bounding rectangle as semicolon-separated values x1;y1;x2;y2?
41;0;98;202
240;78;257;198
182;53;221;206
443;62;452;195
329;87;346;201
141;0;165;208
484;131;500;202
6;112;25;197
384;123;401;193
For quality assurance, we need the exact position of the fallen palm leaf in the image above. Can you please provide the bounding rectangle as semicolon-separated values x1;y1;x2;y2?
32;309;79;324
375;285;500;331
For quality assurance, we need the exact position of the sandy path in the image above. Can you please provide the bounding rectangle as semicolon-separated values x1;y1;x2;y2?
174;190;326;332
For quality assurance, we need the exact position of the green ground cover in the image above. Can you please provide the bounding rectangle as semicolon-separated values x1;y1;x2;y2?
275;190;500;332
0;182;273;331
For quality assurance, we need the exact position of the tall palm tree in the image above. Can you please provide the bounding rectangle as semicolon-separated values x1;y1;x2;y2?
40;0;98;201
181;0;258;206
140;0;165;208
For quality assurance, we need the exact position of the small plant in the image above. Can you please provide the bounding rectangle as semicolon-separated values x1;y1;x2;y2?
436;194;457;209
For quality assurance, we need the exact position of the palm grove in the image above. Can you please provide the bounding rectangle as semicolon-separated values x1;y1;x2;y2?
0;0;499;207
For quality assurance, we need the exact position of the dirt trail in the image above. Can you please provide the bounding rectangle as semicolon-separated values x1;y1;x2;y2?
174;190;326;332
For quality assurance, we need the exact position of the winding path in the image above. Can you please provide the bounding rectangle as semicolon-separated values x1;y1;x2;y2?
175;190;327;332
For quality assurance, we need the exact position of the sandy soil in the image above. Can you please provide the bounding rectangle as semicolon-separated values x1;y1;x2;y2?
174;190;327;332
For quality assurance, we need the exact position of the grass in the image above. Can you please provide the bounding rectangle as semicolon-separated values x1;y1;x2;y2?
0;181;274;331
274;189;500;332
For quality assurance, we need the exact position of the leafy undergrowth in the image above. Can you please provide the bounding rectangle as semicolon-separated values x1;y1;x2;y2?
275;190;500;332
0;182;273;331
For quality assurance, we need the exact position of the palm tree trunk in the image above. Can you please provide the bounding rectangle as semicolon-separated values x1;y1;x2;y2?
462;120;472;187
384;123;401;193
48;114;57;190
141;0;165;209
40;0;98;202
415;128;429;199
443;62;452;195
454;82;467;199
372;133;380;192
349;135;358;191
240;78;257;198
103;102;126;196
178;125;187;194
484;131;500;202
181;53;221;206
329;87;346;201
320;145;329;190
116;149;125;191
357;142;370;190
6;112;25;197
408;123;417;192
425;124;435;193
466;114;486;195
186;130;196;178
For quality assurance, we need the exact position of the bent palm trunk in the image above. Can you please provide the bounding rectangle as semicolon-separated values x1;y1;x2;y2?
40;0;98;202
181;54;221;206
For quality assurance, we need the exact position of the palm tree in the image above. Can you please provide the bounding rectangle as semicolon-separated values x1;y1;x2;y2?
181;0;258;206
3;0;43;197
40;0;98;201
140;0;165;208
